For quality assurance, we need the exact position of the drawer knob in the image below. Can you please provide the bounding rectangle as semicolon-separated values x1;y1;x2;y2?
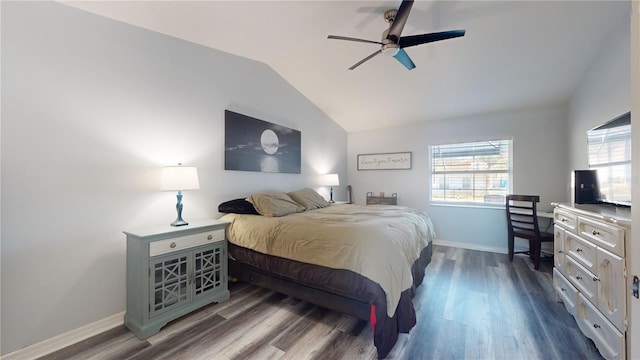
561;287;567;292
576;276;583;281
593;277;600;282
576;248;583;253
592;230;600;236
558;250;564;254
561;218;568;222
170;242;177;248
593;323;601;329
207;235;213;240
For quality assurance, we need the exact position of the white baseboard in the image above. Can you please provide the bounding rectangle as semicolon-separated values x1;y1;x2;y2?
433;239;508;254
2;312;125;360
433;239;532;255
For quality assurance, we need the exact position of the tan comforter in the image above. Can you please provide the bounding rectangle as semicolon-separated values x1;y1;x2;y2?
220;204;435;316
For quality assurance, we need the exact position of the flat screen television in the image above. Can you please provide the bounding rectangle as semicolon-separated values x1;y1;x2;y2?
573;169;600;204
584;111;631;207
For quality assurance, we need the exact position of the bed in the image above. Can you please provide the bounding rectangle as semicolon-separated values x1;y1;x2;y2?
218;189;434;358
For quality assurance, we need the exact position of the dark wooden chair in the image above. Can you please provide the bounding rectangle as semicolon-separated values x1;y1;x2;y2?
506;195;554;270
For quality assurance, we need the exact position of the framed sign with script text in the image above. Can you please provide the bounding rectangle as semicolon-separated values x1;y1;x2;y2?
357;152;412;170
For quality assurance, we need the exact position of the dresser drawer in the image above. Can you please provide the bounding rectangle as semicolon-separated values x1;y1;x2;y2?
565;256;597;303
564;231;596;272
554;208;577;233
553;226;565;270
596;247;626;331
553;268;578;315
577;216;624;257
575;293;625;360
149;229;225;257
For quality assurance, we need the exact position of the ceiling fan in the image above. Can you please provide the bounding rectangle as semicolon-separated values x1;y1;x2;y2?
328;0;465;70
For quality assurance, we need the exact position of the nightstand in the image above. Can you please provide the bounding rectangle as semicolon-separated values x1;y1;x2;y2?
123;219;230;339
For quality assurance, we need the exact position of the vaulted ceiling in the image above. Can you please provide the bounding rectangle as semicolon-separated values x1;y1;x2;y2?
62;1;630;132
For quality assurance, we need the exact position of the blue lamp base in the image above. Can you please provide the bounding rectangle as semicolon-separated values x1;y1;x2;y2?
171;219;188;227
171;191;189;227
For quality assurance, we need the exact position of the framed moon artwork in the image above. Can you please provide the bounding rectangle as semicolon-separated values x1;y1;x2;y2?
224;110;301;174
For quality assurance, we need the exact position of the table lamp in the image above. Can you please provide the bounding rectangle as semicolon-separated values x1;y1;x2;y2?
162;164;200;226
322;173;340;203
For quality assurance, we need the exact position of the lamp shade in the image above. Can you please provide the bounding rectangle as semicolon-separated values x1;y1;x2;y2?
321;173;340;186
161;166;200;191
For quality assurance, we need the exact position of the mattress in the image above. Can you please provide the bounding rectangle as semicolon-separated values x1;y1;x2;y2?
220;203;434;317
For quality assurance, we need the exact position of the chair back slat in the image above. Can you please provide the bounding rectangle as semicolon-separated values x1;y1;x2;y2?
505;195;542;237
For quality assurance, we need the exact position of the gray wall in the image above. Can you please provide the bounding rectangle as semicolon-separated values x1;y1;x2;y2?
0;2;346;354
348;105;568;252
568;10;631;172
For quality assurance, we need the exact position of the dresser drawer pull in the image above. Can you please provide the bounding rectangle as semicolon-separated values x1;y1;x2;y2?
576;248;583;252
576;276;583;280
558;250;564;254
207;235;213;240
170;242;177;248
561;218;568;222
592;230;600;236
593;323;601;329
561;287;567;292
593;277;600;282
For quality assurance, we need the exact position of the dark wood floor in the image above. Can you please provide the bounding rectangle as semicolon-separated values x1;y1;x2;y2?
39;245;603;360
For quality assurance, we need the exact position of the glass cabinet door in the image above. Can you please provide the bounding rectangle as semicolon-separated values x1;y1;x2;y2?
150;254;190;317
193;244;224;299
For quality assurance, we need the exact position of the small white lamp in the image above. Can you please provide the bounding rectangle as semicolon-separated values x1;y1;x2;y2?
322;173;340;203
162;164;200;226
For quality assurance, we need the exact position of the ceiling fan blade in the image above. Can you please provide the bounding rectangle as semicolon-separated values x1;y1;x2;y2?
328;35;383;45
399;30;466;48
349;49;382;70
393;49;416;70
387;0;414;42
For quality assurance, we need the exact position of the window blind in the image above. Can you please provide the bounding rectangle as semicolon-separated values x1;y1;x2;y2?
431;140;512;204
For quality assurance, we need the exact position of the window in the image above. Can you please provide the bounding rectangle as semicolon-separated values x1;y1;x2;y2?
430;139;512;204
587;114;631;205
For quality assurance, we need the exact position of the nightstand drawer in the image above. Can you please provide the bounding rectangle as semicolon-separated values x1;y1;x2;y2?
149;229;225;257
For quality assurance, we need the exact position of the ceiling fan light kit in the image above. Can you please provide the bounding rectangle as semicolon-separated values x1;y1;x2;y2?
381;42;400;56
328;0;465;70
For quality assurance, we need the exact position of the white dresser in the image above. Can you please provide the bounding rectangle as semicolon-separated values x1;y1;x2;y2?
553;203;631;360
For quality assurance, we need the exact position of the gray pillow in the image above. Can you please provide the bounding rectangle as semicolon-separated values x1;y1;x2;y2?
287;188;331;210
246;192;305;217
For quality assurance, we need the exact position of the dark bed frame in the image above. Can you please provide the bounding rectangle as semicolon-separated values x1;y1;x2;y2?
229;258;371;320
228;242;433;358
